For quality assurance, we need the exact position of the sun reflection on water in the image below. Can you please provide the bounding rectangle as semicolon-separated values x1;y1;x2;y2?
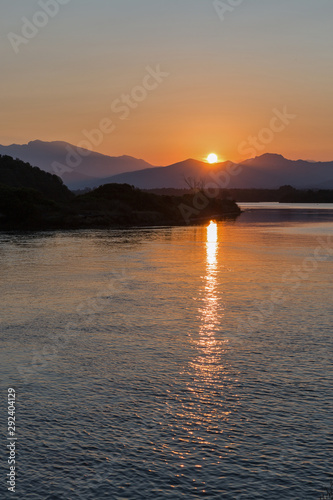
190;221;227;386
206;221;218;268
207;220;218;244
181;220;234;433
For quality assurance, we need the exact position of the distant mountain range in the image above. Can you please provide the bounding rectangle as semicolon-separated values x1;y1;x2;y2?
1;141;333;190
0;156;240;230
0;140;155;189
106;154;333;190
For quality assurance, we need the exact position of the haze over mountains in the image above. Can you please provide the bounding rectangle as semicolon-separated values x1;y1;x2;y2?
1;141;333;190
105;154;333;190
0;140;154;189
0;155;240;230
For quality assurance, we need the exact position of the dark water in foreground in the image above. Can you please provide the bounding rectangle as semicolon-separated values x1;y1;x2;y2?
1;205;332;499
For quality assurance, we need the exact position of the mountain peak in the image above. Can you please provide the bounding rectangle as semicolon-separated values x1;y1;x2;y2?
0;140;155;189
256;153;286;160
242;152;290;167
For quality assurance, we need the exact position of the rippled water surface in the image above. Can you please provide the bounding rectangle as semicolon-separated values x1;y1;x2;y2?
1;206;333;499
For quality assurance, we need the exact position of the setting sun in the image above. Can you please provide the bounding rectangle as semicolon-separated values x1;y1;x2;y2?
207;153;218;164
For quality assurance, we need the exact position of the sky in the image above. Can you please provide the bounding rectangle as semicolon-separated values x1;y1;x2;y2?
1;0;333;165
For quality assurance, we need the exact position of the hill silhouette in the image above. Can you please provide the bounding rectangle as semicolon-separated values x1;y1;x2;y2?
71;183;240;227
0;155;240;230
0;185;61;229
100;159;231;189
0;140;155;189
0;154;72;202
2;142;333;191
103;154;333;190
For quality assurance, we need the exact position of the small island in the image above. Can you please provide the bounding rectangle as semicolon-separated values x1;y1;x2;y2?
0;155;241;230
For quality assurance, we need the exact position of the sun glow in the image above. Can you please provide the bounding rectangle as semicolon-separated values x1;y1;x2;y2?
207;221;218;244
206;153;218;164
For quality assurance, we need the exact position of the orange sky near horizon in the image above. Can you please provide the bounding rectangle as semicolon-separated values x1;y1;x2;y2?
1;1;333;166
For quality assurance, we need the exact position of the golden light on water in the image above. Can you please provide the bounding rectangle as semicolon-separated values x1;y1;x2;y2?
189;220;225;384
183;221;236;429
204;222;218;326
206;222;218;266
207;221;218;244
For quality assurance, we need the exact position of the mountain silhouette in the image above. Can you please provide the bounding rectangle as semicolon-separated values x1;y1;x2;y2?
102;154;333;190
0;154;72;202
99;159;233;189
0;155;241;230
0;140;155;189
1;141;333;190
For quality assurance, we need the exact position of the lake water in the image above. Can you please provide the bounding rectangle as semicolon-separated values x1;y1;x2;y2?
1;204;332;499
